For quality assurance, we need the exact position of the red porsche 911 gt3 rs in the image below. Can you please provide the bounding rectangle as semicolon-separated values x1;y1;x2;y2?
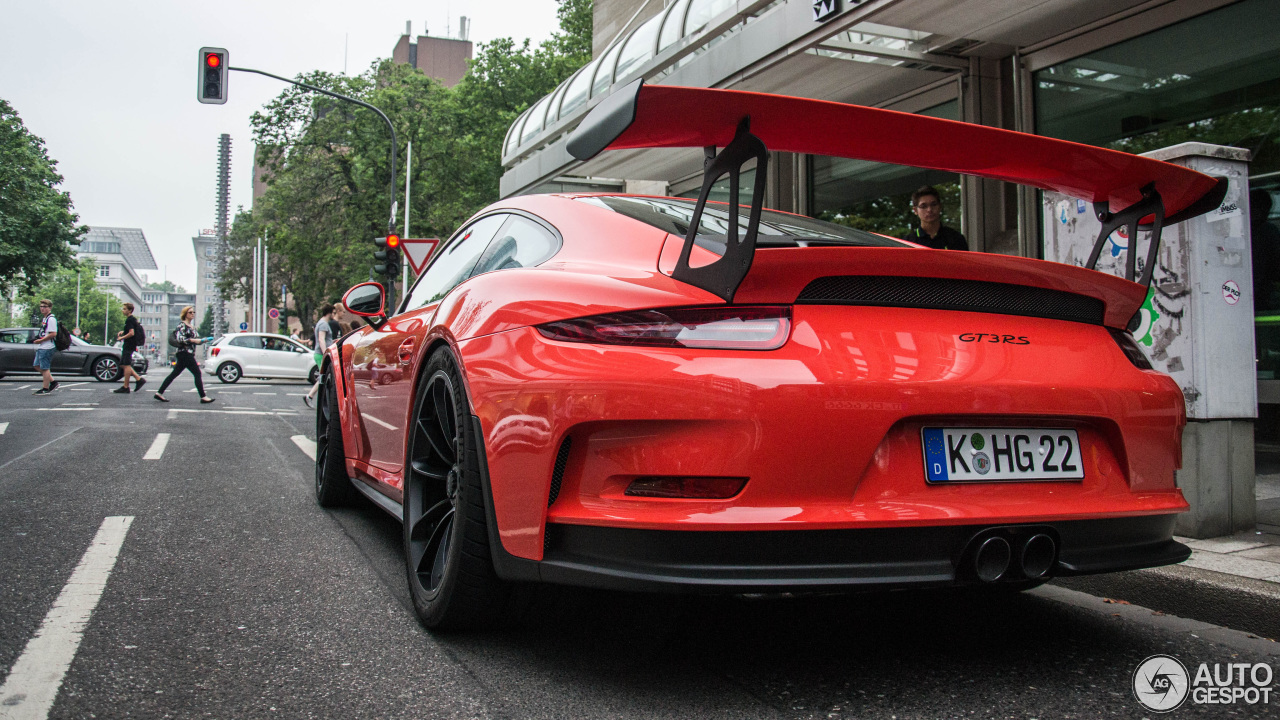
315;81;1227;630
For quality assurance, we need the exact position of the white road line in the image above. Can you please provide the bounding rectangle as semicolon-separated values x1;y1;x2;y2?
0;428;78;473
37;408;94;412
361;413;398;431
166;409;178;420
218;391;241;394
222;406;254;410
0;516;133;720
59;403;97;407
253;392;277;395
16;385;32;390
286;393;307;396
68;389;92;392
143;433;170;460
184;388;197;393
0;422;7;435
291;435;316;460
58;382;88;388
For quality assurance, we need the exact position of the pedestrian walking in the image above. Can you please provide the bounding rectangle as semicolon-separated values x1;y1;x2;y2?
114;302;146;394
153;305;214;404
31;299;60;395
303;304;336;408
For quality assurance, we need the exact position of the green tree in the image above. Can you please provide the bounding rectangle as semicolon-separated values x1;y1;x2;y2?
0;98;87;293
197;306;213;337
15;259;115;342
146;280;187;293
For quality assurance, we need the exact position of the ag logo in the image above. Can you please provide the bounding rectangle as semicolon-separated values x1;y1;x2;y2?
1133;655;1190;712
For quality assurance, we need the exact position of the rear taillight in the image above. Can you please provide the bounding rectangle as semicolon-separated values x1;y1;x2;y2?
211;347;220;356
625;476;747;499
1108;328;1152;370
537;306;791;350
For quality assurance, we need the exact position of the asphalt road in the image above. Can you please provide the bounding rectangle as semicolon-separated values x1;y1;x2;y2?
1;373;1277;719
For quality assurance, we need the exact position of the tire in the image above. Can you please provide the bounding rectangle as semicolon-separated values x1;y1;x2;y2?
404;348;512;631
315;369;356;507
93;356;121;382
308;366;319;385
217;362;242;384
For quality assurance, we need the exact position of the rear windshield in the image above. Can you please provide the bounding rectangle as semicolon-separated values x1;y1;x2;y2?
576;195;908;251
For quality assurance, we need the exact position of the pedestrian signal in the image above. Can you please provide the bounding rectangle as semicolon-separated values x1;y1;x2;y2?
198;47;229;104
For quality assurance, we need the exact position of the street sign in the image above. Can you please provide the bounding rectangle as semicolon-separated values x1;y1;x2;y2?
401;238;441;274
268;308;280;319
239;322;248;331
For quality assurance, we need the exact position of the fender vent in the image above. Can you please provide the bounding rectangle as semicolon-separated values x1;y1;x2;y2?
797;276;1105;325
548;437;572;508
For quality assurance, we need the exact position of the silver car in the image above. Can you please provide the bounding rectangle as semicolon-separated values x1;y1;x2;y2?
0;328;147;382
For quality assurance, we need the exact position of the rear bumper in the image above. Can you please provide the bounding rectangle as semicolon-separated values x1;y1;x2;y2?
512;515;1189;593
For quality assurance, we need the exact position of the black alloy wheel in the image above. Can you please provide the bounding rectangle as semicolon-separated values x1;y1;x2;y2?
217;362;241;383
404;349;513;630
315;370;355;507
93;356;121;382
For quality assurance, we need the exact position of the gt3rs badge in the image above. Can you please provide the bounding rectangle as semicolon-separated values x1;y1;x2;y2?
958;333;1030;345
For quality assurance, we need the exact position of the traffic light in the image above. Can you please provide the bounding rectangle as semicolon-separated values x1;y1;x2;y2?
198;47;229;104
373;233;402;277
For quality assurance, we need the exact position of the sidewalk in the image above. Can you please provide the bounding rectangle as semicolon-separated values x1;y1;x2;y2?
1172;472;1280;582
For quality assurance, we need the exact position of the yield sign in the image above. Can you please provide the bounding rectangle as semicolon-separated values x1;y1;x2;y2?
401;238;440;274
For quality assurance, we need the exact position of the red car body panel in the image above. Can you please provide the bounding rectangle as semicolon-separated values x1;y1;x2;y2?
593;84;1220;220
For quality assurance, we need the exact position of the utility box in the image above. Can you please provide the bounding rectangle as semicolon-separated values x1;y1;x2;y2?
1043;142;1256;538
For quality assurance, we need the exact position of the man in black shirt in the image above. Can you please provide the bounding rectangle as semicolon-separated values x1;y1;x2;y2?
114;302;145;394
901;185;968;251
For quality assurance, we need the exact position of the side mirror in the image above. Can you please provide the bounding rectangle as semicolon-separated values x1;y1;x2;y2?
342;282;387;329
344;282;385;317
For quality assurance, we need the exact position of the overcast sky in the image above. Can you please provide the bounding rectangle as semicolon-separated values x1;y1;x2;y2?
0;0;563;292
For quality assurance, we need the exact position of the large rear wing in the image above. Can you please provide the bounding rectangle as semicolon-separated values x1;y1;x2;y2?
567;80;1228;302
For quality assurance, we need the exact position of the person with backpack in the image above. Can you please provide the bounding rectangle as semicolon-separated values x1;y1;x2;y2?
31;298;66;395
153;305;214;404
113;302;146;394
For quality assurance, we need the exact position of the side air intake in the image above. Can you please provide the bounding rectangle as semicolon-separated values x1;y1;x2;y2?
548;437;572;508
797;276;1105;325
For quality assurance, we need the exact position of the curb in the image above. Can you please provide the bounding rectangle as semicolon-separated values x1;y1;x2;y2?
1052;563;1280;641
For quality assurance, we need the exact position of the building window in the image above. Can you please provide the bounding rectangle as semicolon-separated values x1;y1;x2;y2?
97;265;110;277
205;248;216;256
1035;0;1280;192
206;260;215;268
807;100;962;240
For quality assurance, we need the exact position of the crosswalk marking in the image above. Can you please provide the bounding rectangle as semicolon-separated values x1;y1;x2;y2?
0;422;7;435
253;392;277;396
291;435;316;460
37;408;93;412
143;433;170;460
16;385;32;390
0;516;134;720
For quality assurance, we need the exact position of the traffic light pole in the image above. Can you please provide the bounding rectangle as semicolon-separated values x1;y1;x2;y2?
227;66;399;306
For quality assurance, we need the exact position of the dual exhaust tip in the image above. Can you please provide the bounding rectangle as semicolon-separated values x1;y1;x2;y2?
971;532;1056;583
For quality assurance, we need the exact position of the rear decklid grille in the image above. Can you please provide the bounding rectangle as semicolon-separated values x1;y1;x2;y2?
797;276;1105;325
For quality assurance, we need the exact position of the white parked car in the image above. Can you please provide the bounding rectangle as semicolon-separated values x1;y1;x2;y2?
203;333;318;384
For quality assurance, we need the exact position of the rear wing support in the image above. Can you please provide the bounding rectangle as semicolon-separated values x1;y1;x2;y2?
1086;185;1165;287
674;119;769;301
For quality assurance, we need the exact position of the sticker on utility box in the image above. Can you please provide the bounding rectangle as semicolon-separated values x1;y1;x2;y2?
1222;280;1241;305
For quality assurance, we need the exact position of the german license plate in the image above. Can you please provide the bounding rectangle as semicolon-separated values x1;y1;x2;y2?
922;427;1084;483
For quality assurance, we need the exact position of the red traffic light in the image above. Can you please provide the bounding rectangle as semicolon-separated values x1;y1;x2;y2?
205;53;221;68
386;233;401;248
